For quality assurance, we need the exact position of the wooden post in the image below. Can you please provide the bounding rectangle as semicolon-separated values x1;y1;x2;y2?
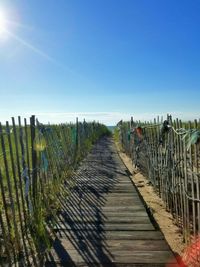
30;115;37;207
6;121;23;252
131;116;134;128
0;170;14;265
183;119;190;243
194;119;200;235
189;121;196;237
12;117;27;217
0;122;20;262
76;117;79;148
74;117;79;163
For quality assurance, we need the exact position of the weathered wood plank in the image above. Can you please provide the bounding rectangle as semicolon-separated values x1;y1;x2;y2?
46;250;176;264
66;197;142;206
101;206;146;211
62;206;147;213
54;223;155;231
105;198;142;206
61;210;149;217
58;216;151;223
53;239;171;251
45;263;178;267
56;230;165;240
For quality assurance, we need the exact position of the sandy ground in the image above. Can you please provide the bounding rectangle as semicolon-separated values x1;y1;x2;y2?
115;143;186;257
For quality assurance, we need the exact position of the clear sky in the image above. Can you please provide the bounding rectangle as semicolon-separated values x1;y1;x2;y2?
0;0;199;125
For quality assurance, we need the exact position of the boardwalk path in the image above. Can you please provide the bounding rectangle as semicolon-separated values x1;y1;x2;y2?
45;137;178;267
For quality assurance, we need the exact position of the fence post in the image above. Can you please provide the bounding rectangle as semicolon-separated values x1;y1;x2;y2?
30;115;37;207
75;117;79;162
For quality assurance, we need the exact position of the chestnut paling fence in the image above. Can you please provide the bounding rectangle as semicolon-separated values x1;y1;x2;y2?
118;115;200;261
0;115;109;266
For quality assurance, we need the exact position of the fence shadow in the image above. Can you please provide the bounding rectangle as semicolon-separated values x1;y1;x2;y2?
45;137;119;267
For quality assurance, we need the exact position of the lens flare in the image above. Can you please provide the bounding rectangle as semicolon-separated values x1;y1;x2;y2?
34;132;47;152
182;236;200;266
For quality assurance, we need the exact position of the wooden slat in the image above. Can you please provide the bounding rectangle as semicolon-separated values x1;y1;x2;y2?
47;250;176;264
62;210;149;217
54;223;155;231
53;239;171;251
57;230;165;240
58;216;151;223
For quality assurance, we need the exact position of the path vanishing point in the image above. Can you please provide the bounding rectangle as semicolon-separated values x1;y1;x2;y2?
45;137;178;267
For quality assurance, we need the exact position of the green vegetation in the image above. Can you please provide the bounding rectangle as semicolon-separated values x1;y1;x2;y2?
0;117;110;265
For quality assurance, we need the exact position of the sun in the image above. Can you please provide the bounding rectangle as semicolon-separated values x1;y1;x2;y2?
0;10;7;34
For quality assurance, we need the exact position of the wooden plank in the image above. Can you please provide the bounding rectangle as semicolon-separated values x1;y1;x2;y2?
101;206;146;211
74;180;132;183
72;188;137;193
45;260;178;267
54;239;171;251
67;196;142;205
57;230;165;240
70;194;140;202
106;194;140;198
105;196;141;200
105;198;142;206
47;249;176;264
61;210;149;217
58;216;151;223
104;231;164;240
64;206;146;212
53;223;155;231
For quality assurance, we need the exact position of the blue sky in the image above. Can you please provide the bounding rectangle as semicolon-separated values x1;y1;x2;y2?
0;0;200;125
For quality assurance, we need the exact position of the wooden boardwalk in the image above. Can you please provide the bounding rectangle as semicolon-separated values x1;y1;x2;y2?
45;138;178;267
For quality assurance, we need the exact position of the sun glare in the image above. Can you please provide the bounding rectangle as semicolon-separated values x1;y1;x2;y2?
0;10;7;34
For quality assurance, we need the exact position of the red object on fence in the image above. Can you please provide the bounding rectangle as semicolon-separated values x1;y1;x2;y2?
136;127;143;139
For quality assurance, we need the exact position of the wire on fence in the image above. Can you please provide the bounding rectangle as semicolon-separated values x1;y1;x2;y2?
118;115;200;252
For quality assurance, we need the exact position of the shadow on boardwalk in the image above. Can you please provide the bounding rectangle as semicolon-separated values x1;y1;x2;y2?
45;137;177;267
45;137;119;267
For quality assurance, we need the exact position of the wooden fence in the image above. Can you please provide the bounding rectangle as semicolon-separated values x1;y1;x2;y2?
118;115;200;262
0;115;109;266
